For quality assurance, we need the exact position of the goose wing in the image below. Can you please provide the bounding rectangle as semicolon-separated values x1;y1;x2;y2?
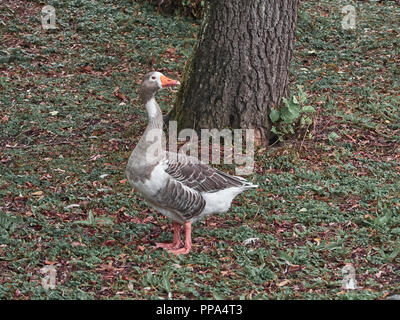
164;152;252;193
149;152;255;222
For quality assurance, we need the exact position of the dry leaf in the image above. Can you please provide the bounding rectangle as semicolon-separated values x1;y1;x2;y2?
277;279;291;287
89;154;103;161
71;241;86;247
81;65;91;73
166;47;176;54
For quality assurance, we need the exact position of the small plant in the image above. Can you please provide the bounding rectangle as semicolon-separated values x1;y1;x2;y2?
269;85;316;142
327;131;340;144
0;214;20;236
0;77;7;89
72;210;114;227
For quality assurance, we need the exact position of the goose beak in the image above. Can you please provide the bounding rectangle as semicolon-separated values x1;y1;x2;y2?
160;74;180;88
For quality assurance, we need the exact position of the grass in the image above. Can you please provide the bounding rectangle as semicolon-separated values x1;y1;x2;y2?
0;0;399;299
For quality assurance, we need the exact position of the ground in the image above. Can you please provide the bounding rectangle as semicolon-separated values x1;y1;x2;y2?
0;0;399;299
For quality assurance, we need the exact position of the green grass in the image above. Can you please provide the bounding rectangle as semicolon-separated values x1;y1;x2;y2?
0;0;399;299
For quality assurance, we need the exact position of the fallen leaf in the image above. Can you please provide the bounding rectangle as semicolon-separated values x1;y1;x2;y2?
166;47;176;54
277;279;291;287
115;92;127;101
375;271;384;279
313;238;321;245
1;115;10;123
71;241;86;247
89;154;103;161
288;265;302;272
113;87;128;101
103;240;116;246
81;65;92;73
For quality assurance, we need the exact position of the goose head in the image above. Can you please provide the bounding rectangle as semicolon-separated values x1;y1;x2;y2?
140;71;180;103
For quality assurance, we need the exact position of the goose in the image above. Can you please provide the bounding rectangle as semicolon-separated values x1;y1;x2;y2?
126;71;258;255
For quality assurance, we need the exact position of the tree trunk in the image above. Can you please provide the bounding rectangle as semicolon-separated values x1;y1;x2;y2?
169;0;299;146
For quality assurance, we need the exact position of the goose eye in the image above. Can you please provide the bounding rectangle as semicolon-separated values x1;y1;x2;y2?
151;76;156;80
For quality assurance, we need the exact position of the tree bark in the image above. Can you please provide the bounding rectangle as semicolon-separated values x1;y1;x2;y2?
169;0;299;146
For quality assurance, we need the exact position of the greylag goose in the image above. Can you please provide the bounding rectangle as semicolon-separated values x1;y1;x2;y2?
126;71;258;255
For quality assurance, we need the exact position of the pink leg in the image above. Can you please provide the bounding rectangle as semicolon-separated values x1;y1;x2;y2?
167;221;192;255
155;222;183;249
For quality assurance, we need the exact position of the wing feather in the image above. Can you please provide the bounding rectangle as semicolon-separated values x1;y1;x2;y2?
149;152;255;222
165;152;251;193
151;177;205;221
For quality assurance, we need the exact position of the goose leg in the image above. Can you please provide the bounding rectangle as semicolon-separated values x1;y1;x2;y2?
167;221;192;255
155;222;183;249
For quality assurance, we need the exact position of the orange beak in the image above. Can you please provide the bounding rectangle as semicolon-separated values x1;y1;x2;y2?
160;74;180;88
